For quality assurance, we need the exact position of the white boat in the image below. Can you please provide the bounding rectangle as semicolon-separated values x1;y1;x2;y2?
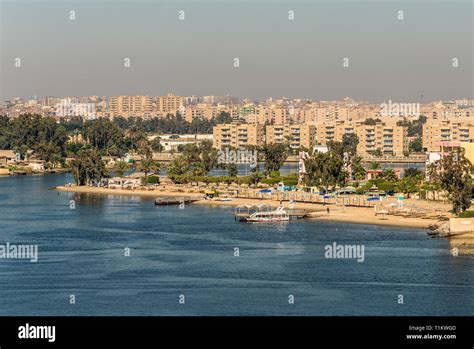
244;206;289;222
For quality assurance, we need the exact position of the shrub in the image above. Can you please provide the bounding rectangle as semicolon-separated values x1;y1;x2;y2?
284;179;298;186
261;178;280;186
459;210;474;218
269;171;280;179
145;176;160;184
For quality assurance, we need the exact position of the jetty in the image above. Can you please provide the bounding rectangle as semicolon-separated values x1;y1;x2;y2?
154;196;201;206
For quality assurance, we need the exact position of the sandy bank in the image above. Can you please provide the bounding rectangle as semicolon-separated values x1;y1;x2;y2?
56;185;448;229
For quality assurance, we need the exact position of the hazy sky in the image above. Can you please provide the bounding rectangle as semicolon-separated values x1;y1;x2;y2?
0;0;472;102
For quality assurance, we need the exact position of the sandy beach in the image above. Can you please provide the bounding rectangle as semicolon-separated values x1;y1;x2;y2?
56;185;453;229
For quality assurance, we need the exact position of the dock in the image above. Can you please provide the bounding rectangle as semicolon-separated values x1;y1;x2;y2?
154;196;200;206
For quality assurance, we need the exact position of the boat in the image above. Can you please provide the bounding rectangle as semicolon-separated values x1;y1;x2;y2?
240;206;289;222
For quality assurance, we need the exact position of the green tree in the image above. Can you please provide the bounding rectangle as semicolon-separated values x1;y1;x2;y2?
150;136;163;152
409;137;423;153
260;143;289;175
71;148;107;186
138;145;160;183
371;148;383;157
352;156;367;181
249;169;264;185
381;168;398;182
370;161;380;170
303;151;343;192
438;150;473;216
227;163;238;177
342;133;359;157
404;168;424;181
113;161;129;177
83;118;127;156
168;155;189;177
397;176;419;198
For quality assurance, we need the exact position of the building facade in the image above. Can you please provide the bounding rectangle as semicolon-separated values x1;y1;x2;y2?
213;124;265;149
109;96;153;118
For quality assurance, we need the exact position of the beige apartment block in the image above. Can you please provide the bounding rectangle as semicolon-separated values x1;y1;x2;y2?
421;108;473;120
109;96;153;118
266;124;316;149
156;93;184;114
185;104;238;123
251;107;291;124
315;121;355;145
213;124;265;149
355;122;408;156
423;120;474;152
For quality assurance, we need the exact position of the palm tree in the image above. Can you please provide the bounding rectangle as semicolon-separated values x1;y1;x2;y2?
127;126;147;152
381;168;398;182
138;158;160;184
397;177;418;199
70;148;107;186
352;156;366;181
137;144;160;184
113;161;129;177
370;161;380;170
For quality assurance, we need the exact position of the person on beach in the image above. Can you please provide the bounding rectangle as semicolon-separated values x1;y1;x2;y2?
327;207;330;215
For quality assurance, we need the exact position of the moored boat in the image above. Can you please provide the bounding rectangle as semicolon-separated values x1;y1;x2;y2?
241;206;289;222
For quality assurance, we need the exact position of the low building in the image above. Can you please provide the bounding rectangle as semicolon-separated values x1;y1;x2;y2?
0;150;17;165
156;134;213;152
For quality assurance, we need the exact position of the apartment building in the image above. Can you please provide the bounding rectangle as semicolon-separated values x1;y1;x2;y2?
315;120;355;145
109;96;153;118
185;104;239;123
213;124;265;149
156;93;184;114
266;124;316;149
423;120;474;152
355;121;408;156
314;120;407;156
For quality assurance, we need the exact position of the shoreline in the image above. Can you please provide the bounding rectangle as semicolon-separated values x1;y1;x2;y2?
55;185;447;229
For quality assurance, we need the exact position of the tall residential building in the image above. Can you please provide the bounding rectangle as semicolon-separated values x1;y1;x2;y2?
156;93;184;114
355;121;408;156
316;121;354;145
109;96;153;118
184;104;237;123
266;124;316;149
213;124;265;149
423;120;474;152
314;120;407;156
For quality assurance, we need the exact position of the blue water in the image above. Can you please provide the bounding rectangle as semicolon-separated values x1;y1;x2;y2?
0;174;472;316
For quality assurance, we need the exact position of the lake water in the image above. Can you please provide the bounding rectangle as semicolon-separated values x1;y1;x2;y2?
0;174;472;316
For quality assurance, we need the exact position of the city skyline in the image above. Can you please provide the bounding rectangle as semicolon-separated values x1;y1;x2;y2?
1;0;472;102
